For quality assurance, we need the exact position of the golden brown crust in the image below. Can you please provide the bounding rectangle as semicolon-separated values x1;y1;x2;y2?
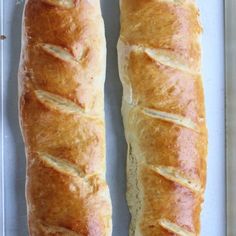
128;50;205;124
19;0;112;235
120;0;202;72
118;0;208;235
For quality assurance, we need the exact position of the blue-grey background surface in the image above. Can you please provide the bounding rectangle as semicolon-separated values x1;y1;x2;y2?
0;0;225;235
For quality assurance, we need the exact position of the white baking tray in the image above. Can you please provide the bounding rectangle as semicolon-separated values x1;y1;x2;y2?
0;0;226;235
225;0;236;235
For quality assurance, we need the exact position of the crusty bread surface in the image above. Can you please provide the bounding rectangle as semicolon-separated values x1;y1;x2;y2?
18;0;112;235
118;1;208;235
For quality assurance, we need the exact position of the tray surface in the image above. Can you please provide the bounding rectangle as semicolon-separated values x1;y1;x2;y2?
225;0;236;235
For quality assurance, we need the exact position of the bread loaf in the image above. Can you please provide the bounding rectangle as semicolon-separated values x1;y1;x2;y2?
18;0;112;235
117;0;208;235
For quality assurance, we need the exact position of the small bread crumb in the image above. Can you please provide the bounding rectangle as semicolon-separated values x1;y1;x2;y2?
0;35;6;40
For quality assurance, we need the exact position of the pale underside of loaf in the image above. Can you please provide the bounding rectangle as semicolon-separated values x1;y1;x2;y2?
118;0;207;235
19;0;112;235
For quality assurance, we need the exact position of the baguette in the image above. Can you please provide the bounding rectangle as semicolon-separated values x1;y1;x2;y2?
18;0;112;235
117;1;208;235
